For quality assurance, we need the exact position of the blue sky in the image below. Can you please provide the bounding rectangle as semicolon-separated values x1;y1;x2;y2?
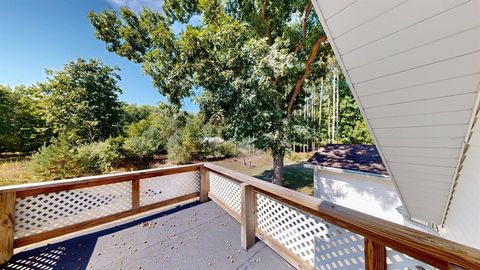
0;0;199;112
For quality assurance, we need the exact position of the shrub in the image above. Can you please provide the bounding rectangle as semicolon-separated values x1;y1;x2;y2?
124;127;165;160
29;136;125;180
166;131;191;164
167;118;205;164
218;141;236;157
29;136;83;180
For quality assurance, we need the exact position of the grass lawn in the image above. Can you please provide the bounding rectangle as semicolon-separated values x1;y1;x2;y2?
213;152;315;195
0;157;39;186
0;152;316;196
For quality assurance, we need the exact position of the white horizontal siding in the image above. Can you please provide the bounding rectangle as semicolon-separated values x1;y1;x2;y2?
369;110;472;129
314;169;404;224
349;26;480;83
333;0;469;54
313;0;480;223
315;0;357;19
342;1;480;69
440;123;480;249
360;74;480;108
327;0;406;38
355;52;480;95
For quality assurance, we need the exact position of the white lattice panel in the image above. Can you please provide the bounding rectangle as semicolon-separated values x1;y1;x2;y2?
387;248;437;270
256;193;365;270
15;182;131;238
209;172;241;214
140;171;200;206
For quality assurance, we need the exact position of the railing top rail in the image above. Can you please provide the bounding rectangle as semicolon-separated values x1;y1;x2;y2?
0;163;202;197
204;163;480;270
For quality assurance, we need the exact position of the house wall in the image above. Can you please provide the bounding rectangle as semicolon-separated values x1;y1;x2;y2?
312;0;480;224
314;168;406;224
440;121;480;250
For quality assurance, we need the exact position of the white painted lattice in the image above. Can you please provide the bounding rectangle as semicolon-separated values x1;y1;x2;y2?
256;193;365;270
140;171;200;206
255;193;436;270
15;181;131;238
209;172;241;214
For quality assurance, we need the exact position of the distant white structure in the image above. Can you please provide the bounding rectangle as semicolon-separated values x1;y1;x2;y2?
312;0;480;250
306;144;436;233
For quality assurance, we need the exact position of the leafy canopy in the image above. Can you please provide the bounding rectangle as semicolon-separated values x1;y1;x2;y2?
39;58;124;143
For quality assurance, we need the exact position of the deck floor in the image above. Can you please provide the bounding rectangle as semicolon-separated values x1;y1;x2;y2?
1;201;293;270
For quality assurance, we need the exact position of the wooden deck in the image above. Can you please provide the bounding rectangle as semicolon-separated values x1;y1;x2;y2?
1;201;292;270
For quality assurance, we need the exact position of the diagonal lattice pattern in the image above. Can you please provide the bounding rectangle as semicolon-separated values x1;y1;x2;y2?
15;182;131;239
256;192;365;270
387;248;437;270
256;193;436;270
140;171;200;206
209;172;241;214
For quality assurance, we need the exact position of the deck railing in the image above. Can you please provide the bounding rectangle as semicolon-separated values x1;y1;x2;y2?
1;163;479;270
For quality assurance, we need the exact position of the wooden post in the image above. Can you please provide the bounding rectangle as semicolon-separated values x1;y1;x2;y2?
131;178;140;209
241;183;256;250
0;191;15;264
364;238;386;270
199;167;210;203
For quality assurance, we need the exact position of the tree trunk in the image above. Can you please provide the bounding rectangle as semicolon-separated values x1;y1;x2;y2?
272;151;284;186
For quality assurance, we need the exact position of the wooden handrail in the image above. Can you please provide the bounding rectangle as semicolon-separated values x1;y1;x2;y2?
0;163;206;262
204;163;480;270
0;163;202;198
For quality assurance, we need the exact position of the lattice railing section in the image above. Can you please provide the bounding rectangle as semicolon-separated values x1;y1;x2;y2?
209;172;241;214
140;171;200;206
15;182;131;238
256;193;365;270
387;248;437;270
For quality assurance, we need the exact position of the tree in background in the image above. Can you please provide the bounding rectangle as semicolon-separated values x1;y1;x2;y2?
0;86;17;151
123;103;187;160
122;104;156;126
39;58;124;143
0;85;51;152
89;0;335;185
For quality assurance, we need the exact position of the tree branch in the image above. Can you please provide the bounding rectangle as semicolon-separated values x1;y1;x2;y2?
262;0;273;45
293;1;313;54
303;1;313;39
287;35;327;118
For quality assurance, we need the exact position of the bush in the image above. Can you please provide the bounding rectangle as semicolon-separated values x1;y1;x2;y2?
203;139;236;159
29;136;125;180
167;118;204;164
218;141;236;157
76;138;125;173
124;127;165;160
166;131;191;164
29;136;83;180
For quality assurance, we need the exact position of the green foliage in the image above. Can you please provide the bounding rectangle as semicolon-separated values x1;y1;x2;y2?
89;3;374;183
29;136;82;180
166;131;191;164
124;126;166;160
29;135;125;180
123;103;184;160
167;116;204;164
123;104;156;126
0;85;51;152
40;58;124;143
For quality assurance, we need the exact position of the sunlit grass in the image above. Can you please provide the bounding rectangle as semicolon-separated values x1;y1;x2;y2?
0;158;39;186
213;153;315;196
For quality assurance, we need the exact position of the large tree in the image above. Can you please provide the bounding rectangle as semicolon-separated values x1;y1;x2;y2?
39;58;124;143
89;0;332;185
0;85;50;152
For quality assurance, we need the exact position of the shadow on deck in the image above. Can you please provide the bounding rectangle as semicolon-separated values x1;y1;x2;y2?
2;201;292;270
